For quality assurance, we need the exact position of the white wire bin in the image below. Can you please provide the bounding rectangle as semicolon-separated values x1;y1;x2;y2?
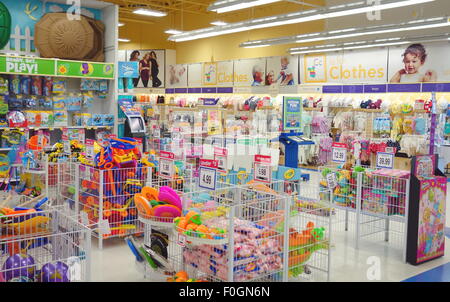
0;207;91;282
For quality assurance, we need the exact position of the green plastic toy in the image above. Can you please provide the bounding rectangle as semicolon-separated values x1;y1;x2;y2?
0;2;11;50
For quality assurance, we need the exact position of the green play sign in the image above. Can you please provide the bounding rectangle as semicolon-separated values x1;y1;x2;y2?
0;55;115;79
0;55;55;76
57;61;114;79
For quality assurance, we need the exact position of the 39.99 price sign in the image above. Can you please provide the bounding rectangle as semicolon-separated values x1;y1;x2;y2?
376;152;394;169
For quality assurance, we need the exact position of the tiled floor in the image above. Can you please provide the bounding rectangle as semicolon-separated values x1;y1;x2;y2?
89;173;450;282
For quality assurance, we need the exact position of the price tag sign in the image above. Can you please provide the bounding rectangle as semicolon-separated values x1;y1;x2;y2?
326;172;338;189
376;152;394;169
177;233;187;247
332;143;347;163
253;155;272;183
159;151;175;179
79;129;86;143
198;159;218;191
62;134;71;154
214;147;228;174
85;139;95;160
154;128;160;138
80;211;89;226
98;219;111;235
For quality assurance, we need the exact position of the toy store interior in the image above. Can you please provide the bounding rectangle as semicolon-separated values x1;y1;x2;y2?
0;0;449;284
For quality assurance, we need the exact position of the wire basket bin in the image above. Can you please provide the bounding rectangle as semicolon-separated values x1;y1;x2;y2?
70;163;151;249
174;185;290;282
251;178;332;282
319;165;410;261
0;207;91;282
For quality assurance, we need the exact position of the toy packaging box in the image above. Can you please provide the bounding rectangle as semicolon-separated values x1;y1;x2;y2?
416;177;446;263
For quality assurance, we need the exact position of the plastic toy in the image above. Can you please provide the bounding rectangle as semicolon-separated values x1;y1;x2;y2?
167;271;207;282
2;254;36;282
287;222;328;278
135;186;182;221
38;261;70;282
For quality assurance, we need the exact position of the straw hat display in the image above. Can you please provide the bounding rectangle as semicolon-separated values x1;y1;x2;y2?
35;13;104;62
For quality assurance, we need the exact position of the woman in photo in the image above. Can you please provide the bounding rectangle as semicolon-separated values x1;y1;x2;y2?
390;43;437;83
139;53;151;88
129;50;141;87
150;51;162;87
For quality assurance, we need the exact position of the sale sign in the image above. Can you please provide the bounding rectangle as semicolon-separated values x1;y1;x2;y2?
159;151;175;179
254;155;272;183
198;159;218;190
214;147;228;173
332;142;347;163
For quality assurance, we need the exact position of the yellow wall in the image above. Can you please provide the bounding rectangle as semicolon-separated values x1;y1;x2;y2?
118;0;326;63
118;20;176;50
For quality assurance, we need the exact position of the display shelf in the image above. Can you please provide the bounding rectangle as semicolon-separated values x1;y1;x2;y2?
0;126;113;131
174;226;228;246
138;215;176;228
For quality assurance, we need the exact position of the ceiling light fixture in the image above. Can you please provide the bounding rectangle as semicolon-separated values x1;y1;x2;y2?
208;0;281;13
240;16;450;48
118;38;130;42
165;29;183;35
288;33;450;54
118;22;125;27
211;21;228;26
169;0;435;42
133;8;167;17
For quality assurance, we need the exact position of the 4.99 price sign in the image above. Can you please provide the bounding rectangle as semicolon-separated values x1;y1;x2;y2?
198;159;218;191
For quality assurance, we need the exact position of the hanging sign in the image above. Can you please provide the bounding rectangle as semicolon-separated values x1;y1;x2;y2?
332;142;347;163
198;159;218;190
253;155;272;183
159;151;175;179
376;152;394;169
214;147;228;174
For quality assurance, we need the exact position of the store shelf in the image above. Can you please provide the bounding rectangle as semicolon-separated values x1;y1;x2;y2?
304;107;322;111
0;126;112;131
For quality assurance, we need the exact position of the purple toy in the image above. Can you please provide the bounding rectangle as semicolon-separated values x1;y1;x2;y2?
39;261;70;282
2;254;36;282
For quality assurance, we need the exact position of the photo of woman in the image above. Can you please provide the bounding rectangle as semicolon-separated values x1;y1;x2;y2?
390;43;437;83
139;53;151;88
126;49;166;88
149;51;162;87
129;50;140;87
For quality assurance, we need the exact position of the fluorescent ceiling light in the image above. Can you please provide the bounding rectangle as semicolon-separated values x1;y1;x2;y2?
242;44;270;48
118;38;130;42
211;21;228;26
240;17;450;48
133;8;167;17
208;0;281;13
169;0;435;42
289;33;450;55
165;29;183;35
118;23;125;27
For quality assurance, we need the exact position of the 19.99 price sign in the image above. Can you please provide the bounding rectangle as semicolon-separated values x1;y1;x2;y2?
376;152;394;169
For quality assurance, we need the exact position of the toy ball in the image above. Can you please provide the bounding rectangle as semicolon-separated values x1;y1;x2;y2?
2;254;36;282
39;261;70;282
